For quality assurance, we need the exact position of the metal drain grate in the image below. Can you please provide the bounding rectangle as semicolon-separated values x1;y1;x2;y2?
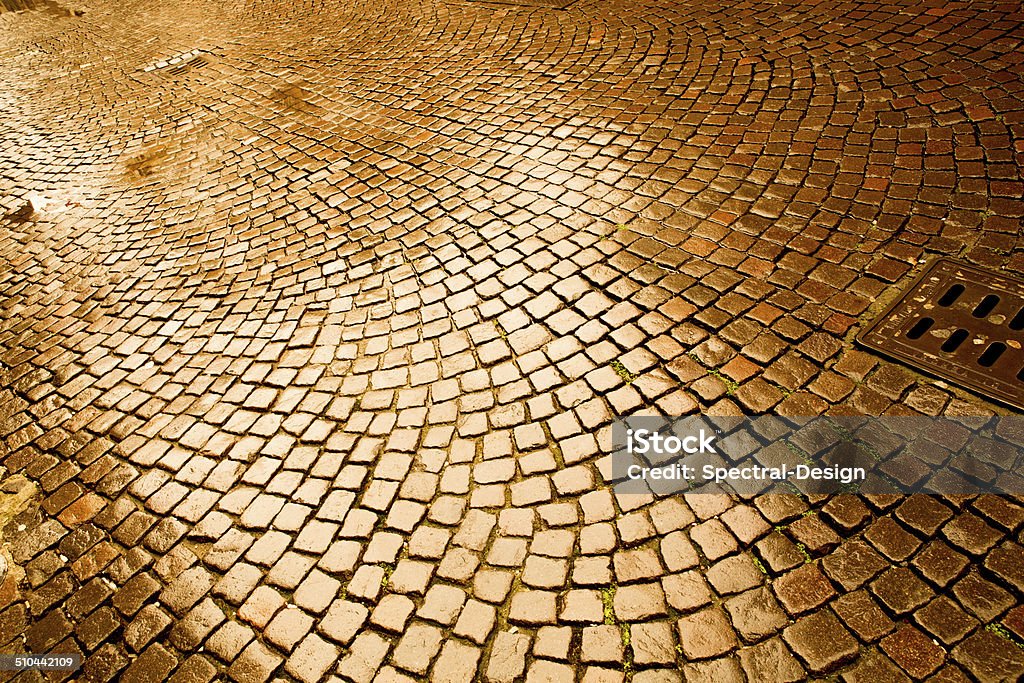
166;56;208;76
461;0;578;8
142;50;210;75
857;258;1024;410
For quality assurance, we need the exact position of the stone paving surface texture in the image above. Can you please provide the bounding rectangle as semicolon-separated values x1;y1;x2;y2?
0;0;1023;681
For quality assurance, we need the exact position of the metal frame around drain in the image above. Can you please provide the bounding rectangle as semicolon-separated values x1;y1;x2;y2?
857;258;1024;411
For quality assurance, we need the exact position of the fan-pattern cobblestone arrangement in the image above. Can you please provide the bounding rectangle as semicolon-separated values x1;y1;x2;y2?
1;0;1023;681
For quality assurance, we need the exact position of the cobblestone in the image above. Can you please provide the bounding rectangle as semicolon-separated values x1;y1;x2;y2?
784;610;859;674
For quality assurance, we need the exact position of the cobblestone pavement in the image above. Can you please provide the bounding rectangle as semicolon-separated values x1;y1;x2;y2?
1;0;1023;680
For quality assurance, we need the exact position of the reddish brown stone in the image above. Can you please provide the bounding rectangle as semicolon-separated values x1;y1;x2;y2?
774;563;836;616
783;610;859;674
880;626;945;679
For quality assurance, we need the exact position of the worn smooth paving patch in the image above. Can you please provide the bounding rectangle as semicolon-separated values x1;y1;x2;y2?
0;0;1023;682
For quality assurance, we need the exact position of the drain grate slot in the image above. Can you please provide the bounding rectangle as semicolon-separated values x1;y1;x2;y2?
979;342;1006;367
857;258;1024;410
937;284;963;306
1010;308;1024;330
166;56;208;75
